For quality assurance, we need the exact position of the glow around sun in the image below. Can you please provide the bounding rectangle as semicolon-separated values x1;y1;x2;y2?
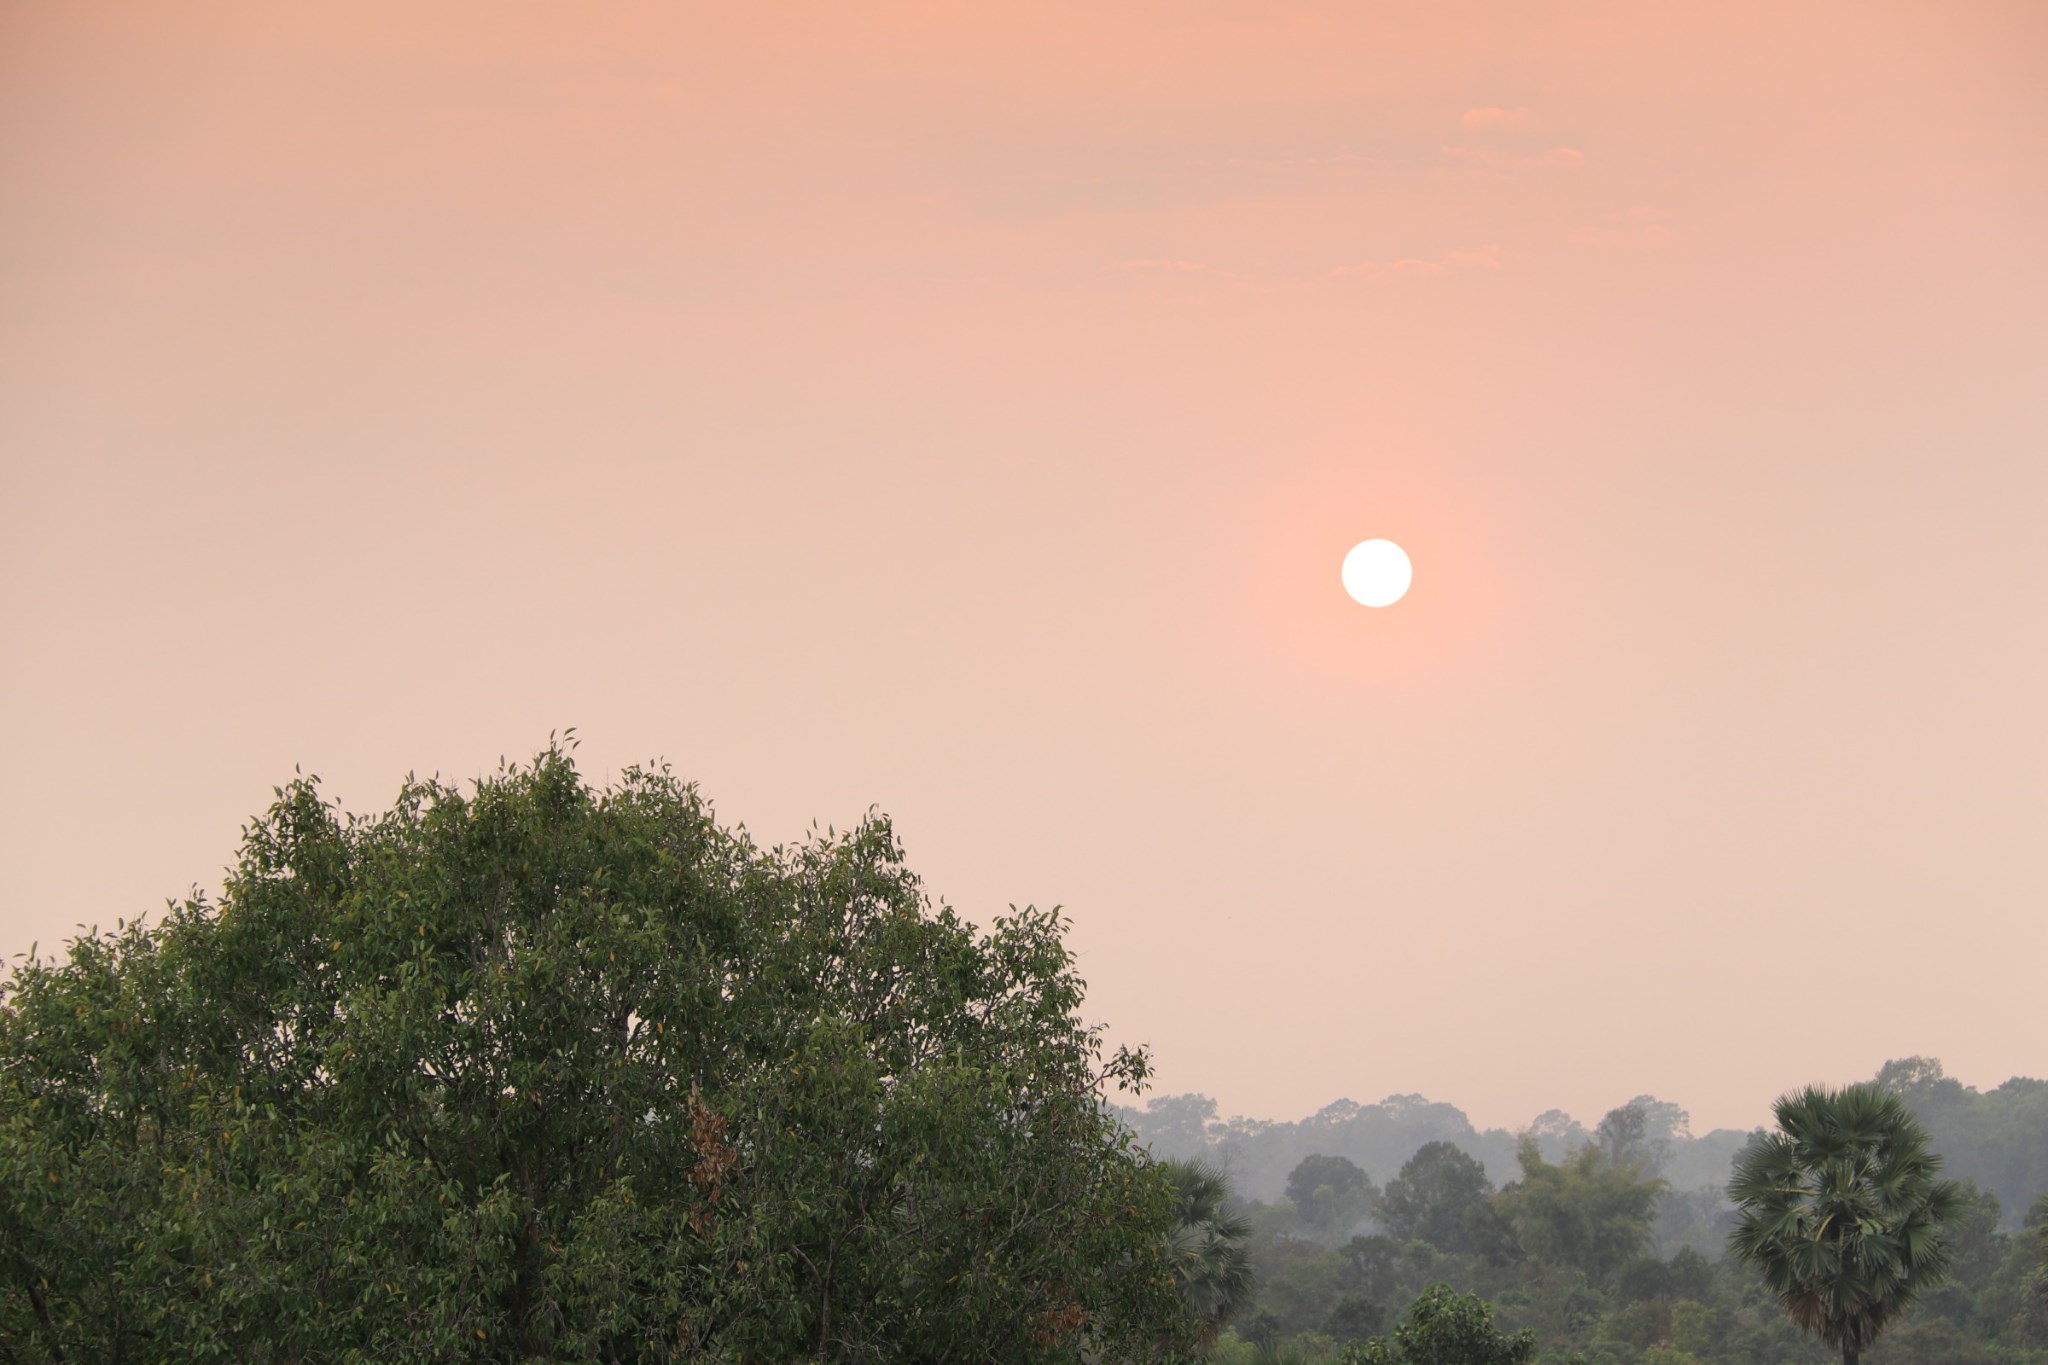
1342;539;1412;607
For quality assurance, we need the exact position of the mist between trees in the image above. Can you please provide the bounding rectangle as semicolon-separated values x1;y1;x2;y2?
1117;1068;2048;1363
1119;1062;2048;1244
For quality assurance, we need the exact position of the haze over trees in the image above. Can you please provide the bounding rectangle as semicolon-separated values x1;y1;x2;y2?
1118;1067;2048;1244
1163;1158;1258;1346
1129;1085;2048;1363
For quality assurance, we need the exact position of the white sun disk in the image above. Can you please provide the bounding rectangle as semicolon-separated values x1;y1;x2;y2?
1342;539;1413;607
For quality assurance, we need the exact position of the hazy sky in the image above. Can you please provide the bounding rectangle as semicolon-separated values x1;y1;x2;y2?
4;2;2044;1135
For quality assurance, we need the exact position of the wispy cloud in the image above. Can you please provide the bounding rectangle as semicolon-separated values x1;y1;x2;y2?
1461;106;1532;128
1328;243;1501;280
1568;206;1679;249
1112;258;1228;276
1190;150;1389;173
1441;145;1584;171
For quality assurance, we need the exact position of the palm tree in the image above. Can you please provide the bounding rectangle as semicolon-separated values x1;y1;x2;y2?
1159;1158;1255;1346
1728;1082;1965;1365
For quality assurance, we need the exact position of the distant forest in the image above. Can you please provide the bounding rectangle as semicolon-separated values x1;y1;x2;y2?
1118;1057;2048;1363
1119;1058;2048;1244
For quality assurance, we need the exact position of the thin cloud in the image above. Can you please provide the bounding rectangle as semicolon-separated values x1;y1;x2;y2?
1462;106;1532;128
1113;258;1225;275
1191;150;1389;172
1442;145;1584;171
1329;243;1501;280
1569;206;1680;249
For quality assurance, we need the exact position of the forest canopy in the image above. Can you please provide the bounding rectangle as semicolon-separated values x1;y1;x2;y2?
1124;1074;2048;1363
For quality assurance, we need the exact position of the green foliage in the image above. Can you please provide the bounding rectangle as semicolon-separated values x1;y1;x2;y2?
1124;1059;2048;1264
1596;1296;1671;1352
1135;1062;2048;1363
1944;1181;2010;1285
1341;1283;1537;1365
1613;1255;1675;1305
1873;1059;2048;1231
1500;1137;1665;1285
1729;1082;1966;1363
1596;1098;1688;1178
1340;1234;1404;1307
1667;1247;1713;1302
1118;1093;1512;1208
1135;1094;1222;1157
1251;1237;1352;1338
1161;1157;1255;1340
1288;1154;1376;1238
1995;1191;2048;1350
1190;1110;2042;1363
0;749;1193;1362
1668;1296;1712;1356
1325;1293;1385;1343
1378;1141;1494;1255
2032;1191;2048;1296
1639;1346;1702;1365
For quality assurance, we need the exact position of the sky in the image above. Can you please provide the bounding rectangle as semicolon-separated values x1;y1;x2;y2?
3;2;2045;1136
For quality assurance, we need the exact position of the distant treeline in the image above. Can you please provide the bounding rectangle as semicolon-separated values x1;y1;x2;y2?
1117;1057;2048;1248
1120;1058;2048;1363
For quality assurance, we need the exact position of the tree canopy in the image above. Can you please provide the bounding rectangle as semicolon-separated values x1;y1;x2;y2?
1161;1158;1256;1344
1728;1082;1965;1365
1286;1153;1374;1237
1497;1135;1664;1284
1376;1141;1492;1255
1339;1284;1535;1365
0;748;1193;1362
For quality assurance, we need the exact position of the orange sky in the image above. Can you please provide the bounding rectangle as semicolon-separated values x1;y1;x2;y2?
4;2;2045;1134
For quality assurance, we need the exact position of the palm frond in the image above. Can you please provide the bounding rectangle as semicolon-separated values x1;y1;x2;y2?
1728;1081;1963;1360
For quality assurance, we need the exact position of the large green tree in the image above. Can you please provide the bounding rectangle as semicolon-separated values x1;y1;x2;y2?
0;747;1193;1363
1728;1081;1965;1365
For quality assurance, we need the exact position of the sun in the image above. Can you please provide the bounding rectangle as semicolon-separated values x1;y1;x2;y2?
1341;539;1412;607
